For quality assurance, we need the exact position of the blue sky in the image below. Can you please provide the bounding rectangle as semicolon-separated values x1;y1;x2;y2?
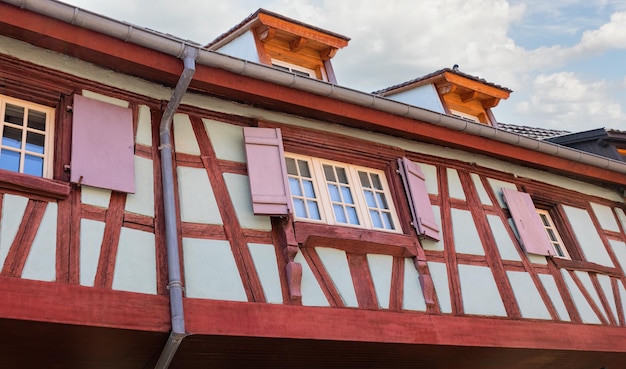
62;0;626;132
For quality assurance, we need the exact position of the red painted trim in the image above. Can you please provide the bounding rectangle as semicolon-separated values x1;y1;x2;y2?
0;169;70;200
590;272;617;326
69;186;81;285
1;200;47;277
438;166;462;314
612;277;625;326
56;197;71;283
184;298;626;352
0;277;170;331
568;269;609;325
94;192;127;289
347;253;378;309
300;247;340;307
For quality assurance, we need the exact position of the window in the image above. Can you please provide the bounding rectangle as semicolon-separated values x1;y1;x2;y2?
0;95;54;178
285;154;401;232
450;109;480;123
536;209;570;259
271;59;317;78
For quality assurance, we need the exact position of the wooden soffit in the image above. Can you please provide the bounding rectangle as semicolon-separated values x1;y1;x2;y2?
256;12;349;50
436;71;510;109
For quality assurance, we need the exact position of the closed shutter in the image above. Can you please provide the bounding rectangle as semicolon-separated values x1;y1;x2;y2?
398;157;440;241
501;188;554;256
243;127;291;216
71;94;135;193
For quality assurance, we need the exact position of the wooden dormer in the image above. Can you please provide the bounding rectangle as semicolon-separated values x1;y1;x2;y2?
374;67;512;125
207;9;350;83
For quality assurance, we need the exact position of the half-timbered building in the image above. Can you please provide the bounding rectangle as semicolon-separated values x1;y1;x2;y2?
1;1;626;368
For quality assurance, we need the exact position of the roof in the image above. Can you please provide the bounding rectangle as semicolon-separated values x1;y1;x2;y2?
372;68;513;96
497;122;570;140
206;8;350;49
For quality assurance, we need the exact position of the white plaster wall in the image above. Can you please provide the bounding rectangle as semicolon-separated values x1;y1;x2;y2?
487;179;518;208
597;273;618;323
366;254;393;309
452;209;484;255
135;104;152;146
458;264;507;316
125;156;154;217
183;238;247;301
177;166;222;224
316;247;358;308
0;194;28;267
446;168;465;200
294;250;330;307
417;162;438;195
223;173;271;230
428;261;451;313
248;243;283;304
112;227;156;294
506;271;551;319
173;113;200;155
538;274;570;321
574;271;607;322
471;173;492;205
563;206;614;267
21;202;57;282
81;186;111;208
82;90;129;108
214;30;260;63
384;84;445;113
616;208;626;231
79;219;105;286
488;215;521;261
203;119;246;162
590;203;620;232
421;206;444;252
403;258;427;311
609;239;626;273
561;270;601;324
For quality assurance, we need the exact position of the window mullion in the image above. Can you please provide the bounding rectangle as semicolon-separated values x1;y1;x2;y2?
312;159;335;225
349;166;372;229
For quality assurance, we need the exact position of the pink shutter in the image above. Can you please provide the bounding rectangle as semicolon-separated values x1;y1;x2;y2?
398;157;440;241
501;188;554;256
243;127;291;216
71;94;135;193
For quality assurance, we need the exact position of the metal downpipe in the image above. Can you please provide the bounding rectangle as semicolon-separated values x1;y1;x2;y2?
154;45;198;369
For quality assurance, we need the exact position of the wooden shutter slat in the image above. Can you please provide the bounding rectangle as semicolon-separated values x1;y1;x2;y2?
398;157;440;241
71;94;135;193
243;127;291;216
501;188;554;256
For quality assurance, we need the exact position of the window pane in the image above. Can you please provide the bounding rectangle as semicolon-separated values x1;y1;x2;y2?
382;213;394;229
26;132;45;154
289;177;303;196
333;204;347;223
302;179;316;198
546;228;558;242
27;109;47;131
371;174;383;190
346;206;359;225
307;201;321;220
298;160;311;178
323;164;335;181
539;213;549;227
328;184;341;202
24;154;43;176
370;210;383;228
375;192;389;209
364;190;376;207
340;186;354;204
0;149;20;172
293;198;307;218
336;167;348;184
2;126;22;149
358;171;370;188
4;103;24;125
286;158;298;175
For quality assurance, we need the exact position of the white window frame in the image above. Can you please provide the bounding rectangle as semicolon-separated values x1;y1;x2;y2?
536;209;570;259
450;109;480;123
0;95;55;178
285;153;402;233
271;59;317;78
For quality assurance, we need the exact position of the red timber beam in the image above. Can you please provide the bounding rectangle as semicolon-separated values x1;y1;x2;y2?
185;299;626;354
1;3;625;187
0;277;170;332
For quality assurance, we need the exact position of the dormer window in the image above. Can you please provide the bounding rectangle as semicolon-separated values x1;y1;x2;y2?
271;59;316;78
450;109;480;123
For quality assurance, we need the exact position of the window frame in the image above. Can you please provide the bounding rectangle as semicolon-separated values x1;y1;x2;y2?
0;94;55;179
535;208;571;259
285;152;402;233
271;59;317;78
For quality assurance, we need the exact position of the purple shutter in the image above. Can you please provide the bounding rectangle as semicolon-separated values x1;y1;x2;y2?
398;157;440;241
501;188;554;256
243;127;291;216
71;94;135;193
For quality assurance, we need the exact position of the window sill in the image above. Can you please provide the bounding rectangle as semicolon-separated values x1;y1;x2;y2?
0;169;70;200
293;222;417;257
549;257;622;277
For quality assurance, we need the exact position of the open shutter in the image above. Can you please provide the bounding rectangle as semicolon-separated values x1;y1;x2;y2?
71;94;135;193
398;157;440;241
243;127;291;216
501;188;554;256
